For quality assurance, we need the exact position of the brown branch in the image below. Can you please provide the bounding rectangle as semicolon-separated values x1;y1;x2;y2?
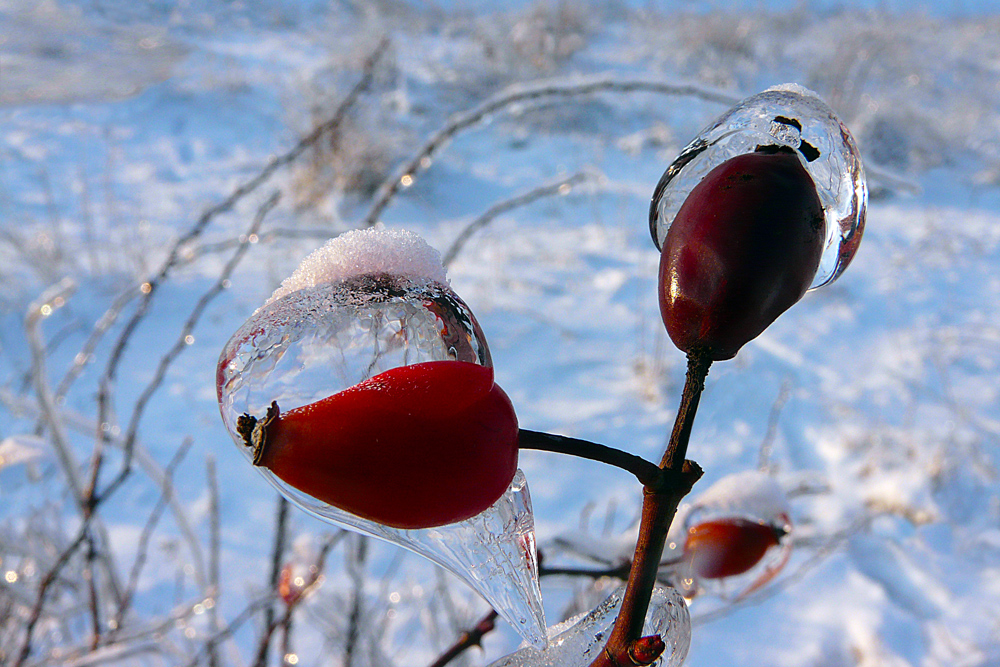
588;354;711;667
519;429;664;488
659;353;712;471
538;561;632;580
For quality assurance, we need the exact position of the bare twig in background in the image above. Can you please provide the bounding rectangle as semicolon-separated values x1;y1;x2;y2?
206;455;222;667
92;35;389;497
15;190;280;665
758;380;792;472
53;287;138;403
252;496;290;667
176;227;341;265
251;531;346;667
426;609;499;667
25;278;84;506
116;437;194;627
23;278;124;623
97;191;281;506
343;535;369;667
442;171;593;267
15;522;91;666
362;76;738;227
182;596;277;667
1;387;208;594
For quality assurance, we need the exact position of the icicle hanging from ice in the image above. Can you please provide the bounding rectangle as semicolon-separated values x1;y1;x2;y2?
488;585;691;667
216;226;546;647
649;84;867;289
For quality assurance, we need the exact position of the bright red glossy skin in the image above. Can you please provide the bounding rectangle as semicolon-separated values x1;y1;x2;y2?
261;361;519;529
659;150;825;360
683;517;781;580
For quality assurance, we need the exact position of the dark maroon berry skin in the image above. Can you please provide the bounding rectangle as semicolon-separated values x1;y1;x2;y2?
658;150;825;361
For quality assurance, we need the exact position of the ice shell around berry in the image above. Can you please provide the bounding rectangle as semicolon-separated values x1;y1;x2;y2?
217;273;493;437
675;471;793;600
216;227;547;646
683;518;783;580
649;84;867;289
683;470;790;528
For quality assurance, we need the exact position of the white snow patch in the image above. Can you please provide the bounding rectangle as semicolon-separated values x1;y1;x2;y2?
765;82;824;101
264;225;449;306
687;470;791;523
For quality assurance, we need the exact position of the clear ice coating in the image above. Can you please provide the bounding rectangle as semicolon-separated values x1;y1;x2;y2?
279;469;547;648
217;273;492;420
678;471;793;601
488;585;691;667
649;84;867;288
217;228;545;647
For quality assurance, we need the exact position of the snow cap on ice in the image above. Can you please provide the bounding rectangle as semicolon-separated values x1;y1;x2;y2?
266;225;449;306
689;470;790;523
765;82;823;100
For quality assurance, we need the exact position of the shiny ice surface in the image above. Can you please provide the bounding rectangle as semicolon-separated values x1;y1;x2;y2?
217;273;492;426
678;471;793;601
650;84;867;289
279;469;548;648
489;585;690;667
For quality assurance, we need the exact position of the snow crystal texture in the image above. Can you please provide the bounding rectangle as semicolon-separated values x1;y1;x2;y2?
265;226;449;307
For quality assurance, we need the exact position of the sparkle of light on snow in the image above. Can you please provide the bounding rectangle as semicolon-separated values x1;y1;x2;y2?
264;225;449;308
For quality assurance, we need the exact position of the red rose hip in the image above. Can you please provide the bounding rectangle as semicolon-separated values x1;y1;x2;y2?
238;360;519;530
659;148;825;360
683;517;784;580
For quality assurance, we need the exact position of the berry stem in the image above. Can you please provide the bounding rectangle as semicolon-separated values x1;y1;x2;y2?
588;353;711;667
660;352;712;471
518;430;664;488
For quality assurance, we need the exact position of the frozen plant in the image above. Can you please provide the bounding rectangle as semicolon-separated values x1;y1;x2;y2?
217;85;866;666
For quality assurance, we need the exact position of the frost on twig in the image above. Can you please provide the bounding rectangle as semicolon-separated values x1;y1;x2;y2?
442;171;594;267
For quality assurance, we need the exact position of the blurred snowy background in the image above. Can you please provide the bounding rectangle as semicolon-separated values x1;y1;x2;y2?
1;0;999;665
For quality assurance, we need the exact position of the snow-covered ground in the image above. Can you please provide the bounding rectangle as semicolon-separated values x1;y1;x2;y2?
2;1;999;666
